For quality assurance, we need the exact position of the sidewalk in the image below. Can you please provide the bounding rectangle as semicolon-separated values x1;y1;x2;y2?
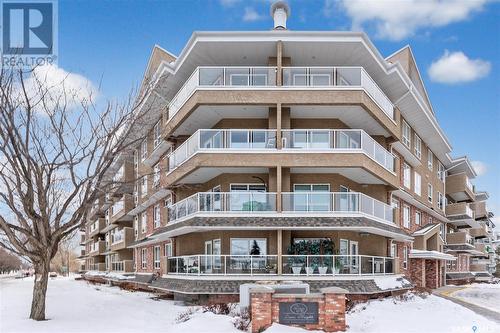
433;286;500;324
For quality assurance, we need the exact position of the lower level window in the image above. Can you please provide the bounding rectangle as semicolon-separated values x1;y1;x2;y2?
165;243;172;257
141;248;147;269
153;246;161;269
230;238;267;255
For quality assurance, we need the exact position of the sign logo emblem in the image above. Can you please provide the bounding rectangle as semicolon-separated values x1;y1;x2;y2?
1;0;58;66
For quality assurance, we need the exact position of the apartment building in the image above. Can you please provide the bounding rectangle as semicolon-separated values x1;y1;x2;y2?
80;2;496;298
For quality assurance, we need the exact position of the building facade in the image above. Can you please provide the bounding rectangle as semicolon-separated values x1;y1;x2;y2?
79;4;497;298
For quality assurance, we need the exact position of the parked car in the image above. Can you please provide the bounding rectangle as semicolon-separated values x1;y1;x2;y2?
49;272;58;278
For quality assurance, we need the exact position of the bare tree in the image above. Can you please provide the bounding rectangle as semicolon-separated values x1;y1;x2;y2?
0;248;22;273
0;65;158;320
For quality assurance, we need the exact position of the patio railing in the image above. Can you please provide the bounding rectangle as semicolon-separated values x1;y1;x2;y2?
166;254;396;276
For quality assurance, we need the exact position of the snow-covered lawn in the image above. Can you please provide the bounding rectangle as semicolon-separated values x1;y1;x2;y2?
1;277;499;333
451;283;500;314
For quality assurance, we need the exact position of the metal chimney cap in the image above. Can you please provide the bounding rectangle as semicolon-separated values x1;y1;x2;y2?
270;0;291;18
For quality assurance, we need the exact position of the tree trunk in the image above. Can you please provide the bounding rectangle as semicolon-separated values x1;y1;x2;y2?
30;260;50;320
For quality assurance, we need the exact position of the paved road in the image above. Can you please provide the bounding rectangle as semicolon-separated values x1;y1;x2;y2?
433;285;500;324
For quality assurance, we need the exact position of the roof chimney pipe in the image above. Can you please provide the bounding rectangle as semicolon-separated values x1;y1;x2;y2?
271;1;290;30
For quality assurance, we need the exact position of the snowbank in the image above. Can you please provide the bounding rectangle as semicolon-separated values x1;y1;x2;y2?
373;276;411;290
84;271;135;280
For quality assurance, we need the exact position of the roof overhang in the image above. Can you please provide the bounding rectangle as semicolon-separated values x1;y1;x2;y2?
409;250;456;261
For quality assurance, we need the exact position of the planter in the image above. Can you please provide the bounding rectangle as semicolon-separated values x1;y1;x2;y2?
292;266;302;275
318;266;328;275
306;267;314;275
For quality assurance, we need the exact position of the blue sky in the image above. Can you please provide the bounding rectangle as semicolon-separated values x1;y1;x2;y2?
56;0;500;227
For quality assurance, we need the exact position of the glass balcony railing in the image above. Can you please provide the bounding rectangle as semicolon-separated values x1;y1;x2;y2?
167;129;395;173
281;192;394;224
282;67;394;120
167;66;394;121
168;192;277;223
281;129;395;172
168;129;277;171
166;254;396;276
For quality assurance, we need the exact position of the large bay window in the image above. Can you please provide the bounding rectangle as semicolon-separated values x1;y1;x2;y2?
230;238;267;255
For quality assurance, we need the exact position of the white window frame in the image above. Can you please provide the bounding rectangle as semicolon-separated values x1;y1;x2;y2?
403;246;408;269
164;243;172;257
427;148;433;171
153;246;161;269
141;176;147;198
438;192;444;211
141;213;147;234
153;121;161;148
428;184;433;203
403;163;411;189
153;164;160;188
133;216;138;238
415;211;421;225
438;162;445;182
414;134;421;159
141;140;148;161
141;248;147;269
153;204;160;229
403;205;410;229
402;121;411;148
414;172;421;196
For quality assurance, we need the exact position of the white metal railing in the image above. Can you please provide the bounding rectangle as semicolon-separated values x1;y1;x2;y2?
167;66;394;121
168;192;277;224
168;129;277;171
282;67;394;119
282;192;394;224
166;254;396;276
111;261;124;272
112;229;124;244
465;205;474;219
465;177;474;193
168;66;277;119
281;129;395;172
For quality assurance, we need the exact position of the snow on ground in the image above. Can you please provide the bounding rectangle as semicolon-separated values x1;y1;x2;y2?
372;276;411;290
451;283;500;313
346;292;500;333
1;277;499;333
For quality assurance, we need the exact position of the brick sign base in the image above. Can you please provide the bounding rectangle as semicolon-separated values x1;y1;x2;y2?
250;287;347;332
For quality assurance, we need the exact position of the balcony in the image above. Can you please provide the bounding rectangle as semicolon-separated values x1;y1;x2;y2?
166;254;397;276
90;262;106;271
88;218;106;238
167;191;394;225
445;174;475;202
470;263;489;272
167;66;394;123
110;227;134;251
167;129;395;176
88;240;106;256
168;192;277;224
473;243;488;256
109;161;134;196
282;192;394;224
470;201;488;219
110;260;134;273
470;222;489;239
446;231;474;246
110;194;134;224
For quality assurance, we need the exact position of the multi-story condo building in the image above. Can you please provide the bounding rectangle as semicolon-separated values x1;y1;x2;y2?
80;2;496;299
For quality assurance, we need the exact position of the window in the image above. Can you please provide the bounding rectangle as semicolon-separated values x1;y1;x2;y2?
390;243;397;258
134;149;138;169
403;246;408;269
427;148;433;171
403;205;410;229
438;162;445;182
440;223;446;240
164;197;171;208
141;248;147;269
153;121;161;148
429;216;433;225
414;172;421;196
415;211;421;225
438;192;444;210
402;121;411;148
292;184;331;211
141;213;147;234
230;184;266;192
230;238;267;255
141;176;147;197
164;243;172;257
141;140;147;161
153;246;161;269
153;164;160;187
428;184;433;203
403;163;411;189
133;216;138;238
153;204;160;228
414;134;421;159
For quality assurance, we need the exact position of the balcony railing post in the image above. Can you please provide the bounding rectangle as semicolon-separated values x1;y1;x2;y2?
306;256;310;276
198;255;201;276
383;257;386;275
250;256;253;276
358;255;361;276
372;256;375;274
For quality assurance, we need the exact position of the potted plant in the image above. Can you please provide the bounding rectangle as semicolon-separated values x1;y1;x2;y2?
266;263;277;274
334;257;343;274
286;243;304;275
317;239;334;274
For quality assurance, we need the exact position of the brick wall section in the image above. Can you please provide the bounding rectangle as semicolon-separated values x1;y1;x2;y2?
425;259;438;289
409;258;425;287
135;240;173;275
250;287;347;333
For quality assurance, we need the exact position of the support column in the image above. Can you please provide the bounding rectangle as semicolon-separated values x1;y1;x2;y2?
277;230;283;275
276;40;283;86
276;103;282;149
276;165;282;212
